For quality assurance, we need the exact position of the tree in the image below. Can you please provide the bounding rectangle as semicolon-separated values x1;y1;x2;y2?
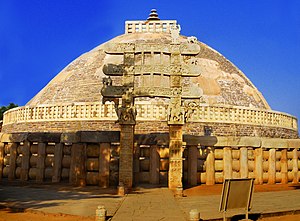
0;103;18;120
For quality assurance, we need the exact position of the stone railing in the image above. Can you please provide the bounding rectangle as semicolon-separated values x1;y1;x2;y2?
125;20;177;34
2;102;168;125
3;102;298;131
189;104;298;130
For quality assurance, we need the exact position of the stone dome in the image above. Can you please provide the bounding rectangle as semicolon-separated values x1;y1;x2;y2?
26;32;269;110
2;14;297;138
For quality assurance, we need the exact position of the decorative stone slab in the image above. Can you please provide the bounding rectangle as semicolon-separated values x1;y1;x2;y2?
287;139;300;148
212;136;261;147
1;133;28;143
80;131;120;143
104;43;200;55
27;132;61;143
183;135;218;146
61;132;81;143
261;138;288;149
135;133;169;145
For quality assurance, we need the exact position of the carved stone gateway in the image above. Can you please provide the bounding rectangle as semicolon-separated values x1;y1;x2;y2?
101;22;201;190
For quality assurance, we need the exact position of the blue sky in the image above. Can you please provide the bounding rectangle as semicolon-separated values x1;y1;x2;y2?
0;1;299;122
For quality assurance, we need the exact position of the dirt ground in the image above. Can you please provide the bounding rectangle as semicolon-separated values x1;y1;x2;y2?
183;183;300;196
1;209;300;221
1;183;300;221
0;208;94;221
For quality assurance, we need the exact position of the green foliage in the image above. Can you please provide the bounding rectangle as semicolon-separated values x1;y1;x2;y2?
0;103;18;120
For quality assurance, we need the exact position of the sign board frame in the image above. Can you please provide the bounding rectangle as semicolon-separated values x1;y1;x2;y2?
219;178;254;220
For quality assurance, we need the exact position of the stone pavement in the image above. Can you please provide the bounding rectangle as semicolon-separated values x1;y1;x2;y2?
0;184;123;217
1;183;300;220
111;187;186;221
177;189;300;220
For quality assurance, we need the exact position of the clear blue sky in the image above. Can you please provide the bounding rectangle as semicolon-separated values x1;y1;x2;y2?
1;1;299;122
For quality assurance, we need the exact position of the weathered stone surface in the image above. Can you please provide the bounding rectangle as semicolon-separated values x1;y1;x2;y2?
288;139;300;148
99;143;110;188
1;133;28;143
61;132;81;143
52;143;64;183
80;131;120;143
119;125;134;189
183;135;218;146
135;133;169;146
70;143;86;186
261;138;288;149
214;136;261;147
27;133;61;143
168;125;183;189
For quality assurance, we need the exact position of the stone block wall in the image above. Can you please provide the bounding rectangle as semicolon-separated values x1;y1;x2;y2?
0;131;120;187
184;122;299;139
1;132;300;187
2;120;298;139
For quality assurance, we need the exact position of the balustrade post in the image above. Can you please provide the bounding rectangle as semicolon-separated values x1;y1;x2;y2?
240;147;248;178
21;141;30;181
268;148;276;184
224;147;232;179
36;142;46;183
206;147;215;185
0;142;4;181
292;148;299;184
70;143;86;186
52;143;64;183
254;148;263;184
188;145;198;186
8;143;17;181
99;143;110;187
281;149;288;184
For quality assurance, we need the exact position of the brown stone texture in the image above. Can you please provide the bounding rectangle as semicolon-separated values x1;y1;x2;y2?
2;120;298;139
184;122;298;139
26;33;269;110
119;125;134;189
168;125;183;189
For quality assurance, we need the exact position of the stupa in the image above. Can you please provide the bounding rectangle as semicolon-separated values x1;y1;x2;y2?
1;10;299;189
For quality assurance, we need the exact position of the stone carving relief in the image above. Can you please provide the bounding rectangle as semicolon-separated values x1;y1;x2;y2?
170;24;181;44
168;99;185;124
101;37;202;125
117;89;137;125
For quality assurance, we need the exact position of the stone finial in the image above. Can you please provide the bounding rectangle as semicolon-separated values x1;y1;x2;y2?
147;9;160;20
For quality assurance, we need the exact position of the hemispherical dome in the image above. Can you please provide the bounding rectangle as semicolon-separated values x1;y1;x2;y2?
3;15;297;138
26;32;270;110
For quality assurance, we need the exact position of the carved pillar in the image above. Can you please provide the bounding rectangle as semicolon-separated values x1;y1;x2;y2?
99;143;110;188
168;125;183;189
36;142;46;183
20;141;30;181
119;124;134;190
8;143;17;181
268;148;276;184
223;147;232;179
0;142;4;181
281;149;288;184
206;147;215;185
254;148;263;184
149;145;160;185
188;145;198;186
240;147;248;178
292;148;299;184
52;143;64;183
